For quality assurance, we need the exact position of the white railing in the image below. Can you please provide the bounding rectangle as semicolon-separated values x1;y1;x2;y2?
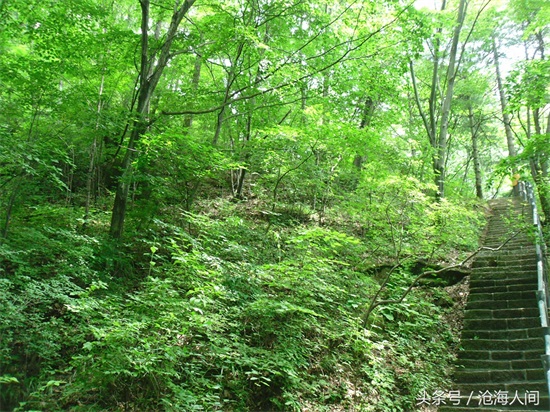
518;181;550;399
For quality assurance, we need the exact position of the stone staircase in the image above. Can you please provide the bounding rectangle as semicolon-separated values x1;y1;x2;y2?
438;198;549;411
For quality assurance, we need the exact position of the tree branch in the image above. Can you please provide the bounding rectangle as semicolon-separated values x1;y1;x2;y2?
161;3;413;117
361;230;523;328
409;60;433;145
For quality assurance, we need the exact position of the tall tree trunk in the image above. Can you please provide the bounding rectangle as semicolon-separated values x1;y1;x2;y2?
468;105;483;199
85;70;105;221
410;0;468;200
233;22;271;198
184;44;203;129
109;0;196;238
234;110;252;199
435;0;467;199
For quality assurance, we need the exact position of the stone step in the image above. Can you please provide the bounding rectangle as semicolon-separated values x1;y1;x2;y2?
486;220;528;225
466;299;538;310
483;226;530;232
468;291;536;302
494;208;532;215
460;337;544;352
461;327;544;340
482;238;532;244
476;243;534;251
480;245;536;252
469;283;537;295
489;204;529;211
489;215;530;220
458;359;544;370
488;204;525;209
469;277;538;289
483;238;532;244
485;219;528;224
480;241;534;247
472;271;537;279
464;317;541;331
472;263;537;272
483;235;530;241
483;224;529;230
482;234;532;241
488;203;528;209
473;257;537;268
487;214;530;220
464;308;539;320
484;223;529;229
483;233;530;239
482;236;532;243
459;349;544;361
476;247;534;252
487;213;529;219
473;265;537;274
481;240;534;246
476;250;537;259
470;271;537;281
454;368;546;383
485;219;528;225
485;214;529;220
473;261;536;268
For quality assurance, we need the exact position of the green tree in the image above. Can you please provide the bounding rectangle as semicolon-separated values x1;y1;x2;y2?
410;0;491;199
109;0;196;238
505;0;550;220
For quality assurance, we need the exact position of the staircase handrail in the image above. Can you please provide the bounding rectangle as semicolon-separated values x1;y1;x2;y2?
518;180;550;399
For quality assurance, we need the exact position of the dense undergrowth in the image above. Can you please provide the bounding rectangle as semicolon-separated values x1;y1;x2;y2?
0;179;484;411
2;0;547;409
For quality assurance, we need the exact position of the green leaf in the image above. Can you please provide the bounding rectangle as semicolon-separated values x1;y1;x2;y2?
0;375;19;384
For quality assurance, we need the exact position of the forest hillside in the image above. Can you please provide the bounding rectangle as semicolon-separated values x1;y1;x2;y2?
0;0;548;410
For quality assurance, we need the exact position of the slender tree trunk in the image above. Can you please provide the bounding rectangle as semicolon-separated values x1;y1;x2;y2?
109;0;196;238
435;0;467;199
109;0;152;238
85;71;105;221
85;136;98;218
184;45;203;129
234;23;271;198
410;0;441;195
234;111;252;199
428;3;443;150
410;0;467;200
468;105;483;199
